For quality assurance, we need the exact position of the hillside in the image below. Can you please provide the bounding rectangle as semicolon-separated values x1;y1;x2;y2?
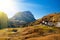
7;12;60;40
26;34;60;40
7;24;60;40
0;29;8;40
28;13;60;27
0;23;60;40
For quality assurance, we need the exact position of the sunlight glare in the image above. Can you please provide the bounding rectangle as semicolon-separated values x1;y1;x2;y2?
0;0;17;18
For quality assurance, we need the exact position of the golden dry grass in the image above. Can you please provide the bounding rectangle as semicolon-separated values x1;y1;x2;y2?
7;26;60;40
0;25;60;40
26;34;60;40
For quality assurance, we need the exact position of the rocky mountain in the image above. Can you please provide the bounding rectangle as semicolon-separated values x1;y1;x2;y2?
28;13;60;27
9;11;36;28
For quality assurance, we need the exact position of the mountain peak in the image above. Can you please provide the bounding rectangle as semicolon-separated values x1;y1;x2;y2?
9;11;36;27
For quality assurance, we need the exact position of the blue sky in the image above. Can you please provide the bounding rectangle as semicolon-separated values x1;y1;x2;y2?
14;0;60;19
0;0;60;19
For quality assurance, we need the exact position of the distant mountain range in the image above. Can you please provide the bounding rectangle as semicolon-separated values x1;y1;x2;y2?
8;12;60;28
9;11;36;28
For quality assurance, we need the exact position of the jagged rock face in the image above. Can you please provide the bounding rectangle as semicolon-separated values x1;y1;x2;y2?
40;13;60;27
42;13;60;22
9;11;36;27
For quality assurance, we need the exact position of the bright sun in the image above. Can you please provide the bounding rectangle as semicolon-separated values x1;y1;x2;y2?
0;0;13;11
0;0;17;18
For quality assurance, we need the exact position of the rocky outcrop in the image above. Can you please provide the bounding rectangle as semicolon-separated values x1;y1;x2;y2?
28;13;60;27
9;11;36;28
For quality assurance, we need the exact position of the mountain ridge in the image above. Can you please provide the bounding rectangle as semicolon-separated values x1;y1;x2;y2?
28;13;60;27
9;11;36;28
